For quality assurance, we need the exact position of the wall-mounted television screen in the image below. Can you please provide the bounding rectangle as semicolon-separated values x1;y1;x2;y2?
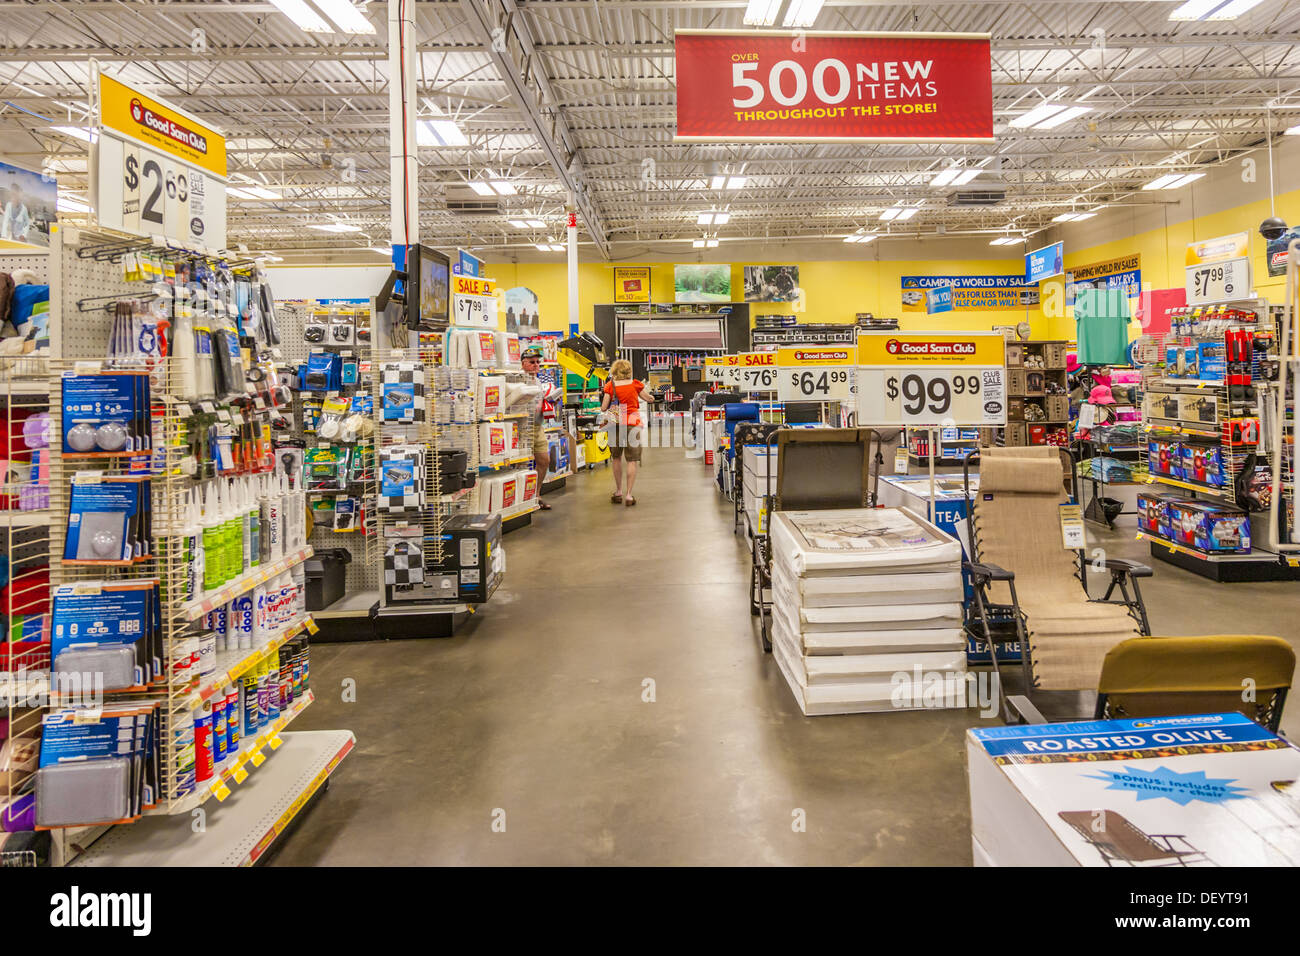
406;244;450;329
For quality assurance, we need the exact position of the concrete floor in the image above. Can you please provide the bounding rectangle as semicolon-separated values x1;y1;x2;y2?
269;451;1300;866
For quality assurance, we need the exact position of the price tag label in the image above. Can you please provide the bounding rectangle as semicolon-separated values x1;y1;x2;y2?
249;748;266;767
212;780;232;802
1058;504;1086;550
855;332;1006;427
452;292;496;329
231;764;249;784
704;355;737;383
1185;257;1250;305
776;348;854;401
893;448;908;474
737;366;779;391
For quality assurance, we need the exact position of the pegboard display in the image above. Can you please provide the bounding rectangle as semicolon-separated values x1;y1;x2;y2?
277;301;380;601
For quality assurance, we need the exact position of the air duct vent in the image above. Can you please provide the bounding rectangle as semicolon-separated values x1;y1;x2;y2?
445;199;502;215
948;189;1006;206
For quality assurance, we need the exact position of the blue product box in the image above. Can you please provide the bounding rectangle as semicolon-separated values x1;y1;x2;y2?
1196;342;1226;381
61;372;150;456
1166;500;1251;553
1148;439;1183;479
64;480;143;562
1180;442;1226;487
51;580;157;688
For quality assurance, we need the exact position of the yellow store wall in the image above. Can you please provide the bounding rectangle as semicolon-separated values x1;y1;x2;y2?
484;259;1046;336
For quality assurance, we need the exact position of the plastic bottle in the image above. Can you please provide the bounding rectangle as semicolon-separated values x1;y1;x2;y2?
242;669;260;737
182;490;201;604
247;477;261;569
171;311;200;402
266;650;281;722
194;702;214;782
232;593;254;651
255;657;270;727
239;478;252;574
263;474;282;563
224;685;241;751
212;692;228;763
201;485;221;594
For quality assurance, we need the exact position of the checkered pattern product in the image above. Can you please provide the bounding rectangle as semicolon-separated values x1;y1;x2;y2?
384;539;425;586
381;361;426;422
379;445;426;513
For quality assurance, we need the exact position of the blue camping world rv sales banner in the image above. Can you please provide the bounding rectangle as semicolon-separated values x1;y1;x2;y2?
1065;253;1143;306
900;275;1038;312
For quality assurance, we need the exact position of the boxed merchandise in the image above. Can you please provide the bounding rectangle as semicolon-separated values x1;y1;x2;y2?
496;331;522;368
378;445;425;514
64;476;150;563
478;422;507;464
381;362;425;422
968;712;1300;866
61;372;151;457
1136;491;1171;535
1196;341;1226;381
477;375;505;418
472;331;498;368
520;470;538;502
1179;441;1226;487
51;579;161;691
36;703;160;826
1166;500;1251;554
1147;438;1182;479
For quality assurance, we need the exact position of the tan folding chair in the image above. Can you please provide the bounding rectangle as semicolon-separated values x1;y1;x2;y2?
751;427;881;652
1058;811;1210;867
1096;635;1294;730
962;446;1154;721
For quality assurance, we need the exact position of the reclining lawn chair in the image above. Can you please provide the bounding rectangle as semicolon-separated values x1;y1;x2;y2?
751;427;881;651
1057;811;1210;867
1094;635;1294;730
962;446;1154;721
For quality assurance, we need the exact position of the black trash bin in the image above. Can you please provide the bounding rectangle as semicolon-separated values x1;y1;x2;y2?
306;548;352;611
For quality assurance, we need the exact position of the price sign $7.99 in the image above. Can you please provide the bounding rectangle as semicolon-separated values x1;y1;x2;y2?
886;371;980;417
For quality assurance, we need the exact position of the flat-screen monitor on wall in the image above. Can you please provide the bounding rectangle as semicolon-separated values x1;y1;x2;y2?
406;244;450;329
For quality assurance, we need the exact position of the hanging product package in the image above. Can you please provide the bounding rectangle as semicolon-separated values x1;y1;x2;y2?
210;317;247;401
379;445;425;514
64;477;148;563
477;375;504;418
381;361;425;422
50;579;160;691
304;308;330;346
61;371;151;457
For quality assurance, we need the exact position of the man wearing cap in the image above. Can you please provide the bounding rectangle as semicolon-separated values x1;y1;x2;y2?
520;345;563;510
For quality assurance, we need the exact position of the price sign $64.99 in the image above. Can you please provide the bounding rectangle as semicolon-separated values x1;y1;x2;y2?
778;367;851;402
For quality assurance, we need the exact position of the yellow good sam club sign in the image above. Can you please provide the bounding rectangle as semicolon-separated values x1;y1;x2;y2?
99;74;227;177
777;347;856;366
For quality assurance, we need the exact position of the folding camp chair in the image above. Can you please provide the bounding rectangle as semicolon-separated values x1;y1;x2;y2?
1057;811;1210;867
962;446;1154;721
1094;635;1294;730
750;427;882;651
732;421;780;532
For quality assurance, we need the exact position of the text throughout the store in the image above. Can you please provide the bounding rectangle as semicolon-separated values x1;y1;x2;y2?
674;31;993;142
900;274;1038;312
1065;253;1142;306
776;347;855;401
705;352;777;389
1184;232;1252;306
451;274;497;329
856;332;1006;427
94;71;228;249
1025;241;1064;284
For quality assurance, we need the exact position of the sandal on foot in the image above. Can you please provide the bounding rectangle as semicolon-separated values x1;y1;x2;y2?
625;496;637;507
611;493;623;504
538;500;552;511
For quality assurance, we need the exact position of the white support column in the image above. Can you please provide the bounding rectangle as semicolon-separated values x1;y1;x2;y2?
388;0;419;258
567;205;579;332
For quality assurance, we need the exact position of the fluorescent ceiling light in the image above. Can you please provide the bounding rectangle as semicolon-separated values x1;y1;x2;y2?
783;0;825;28
260;254;284;263
1170;0;1265;19
710;175;747;189
881;206;917;221
894;208;918;221
1052;211;1096;222
1034;104;1093;130
56;194;93;213
523;219;546;228
1009;102;1090;130
51;125;96;143
418;119;468;147
743;0;782;26
550;244;565;252
535;243;556;252
489;180;515;196
844;231;876;244
467;181;495;196
707;239;719;248
1144;172;1205;190
266;0;331;33
228;185;279;200
930;166;961;188
950;169;981;186
1285;124;1300;135
697;211;729;225
692;239;706;248
312;0;375;34
880;208;903;221
508;220;530;229
308;222;362;233
990;237;1021;246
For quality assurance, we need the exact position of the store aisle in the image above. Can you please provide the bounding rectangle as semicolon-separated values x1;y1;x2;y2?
274;451;979;865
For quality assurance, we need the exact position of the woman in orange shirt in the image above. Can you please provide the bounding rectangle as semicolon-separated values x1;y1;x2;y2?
600;358;649;506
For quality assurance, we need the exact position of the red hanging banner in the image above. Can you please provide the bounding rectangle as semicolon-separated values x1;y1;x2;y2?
674;30;994;143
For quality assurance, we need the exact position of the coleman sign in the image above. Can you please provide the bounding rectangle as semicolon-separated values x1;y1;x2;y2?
674;30;993;143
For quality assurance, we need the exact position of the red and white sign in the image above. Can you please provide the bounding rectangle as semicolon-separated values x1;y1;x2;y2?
675;30;993;143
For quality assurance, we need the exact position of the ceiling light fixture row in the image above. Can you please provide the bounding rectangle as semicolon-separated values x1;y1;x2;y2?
930;166;981;188
1008;102;1092;130
880;205;918;222
267;0;375;35
989;237;1022;246
697;211;730;226
744;0;824;28
1143;172;1206;190
692;237;720;248
843;230;876;244
1169;0;1266;20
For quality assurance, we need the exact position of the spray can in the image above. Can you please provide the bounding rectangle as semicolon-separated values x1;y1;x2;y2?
280;643;294;707
224;685;241;751
197;626;217;677
266;650;281;722
242;670;260;737
212;691;228;762
194;702;214;782
231;593;254;651
256;657;270;726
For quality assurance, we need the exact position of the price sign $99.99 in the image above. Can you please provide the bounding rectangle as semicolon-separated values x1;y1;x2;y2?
855;333;1007;427
886;371;980;417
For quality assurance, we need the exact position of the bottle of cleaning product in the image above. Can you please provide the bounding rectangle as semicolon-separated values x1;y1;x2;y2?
171;310;200;402
238;478;252;575
255;657;270;727
224;684;240;751
242;669;260;737
266;649;281;722
264;474;281;563
183;490;201;604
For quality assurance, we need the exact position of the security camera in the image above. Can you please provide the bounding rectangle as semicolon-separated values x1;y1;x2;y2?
1259;217;1288;241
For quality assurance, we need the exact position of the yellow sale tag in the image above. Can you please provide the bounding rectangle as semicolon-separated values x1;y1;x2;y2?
268;734;283;750
250;749;266;767
232;765;249;784
212;781;232;802
306;617;319;635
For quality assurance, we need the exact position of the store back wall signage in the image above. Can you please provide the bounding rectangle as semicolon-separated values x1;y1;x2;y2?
1184;232;1251;306
93;70;227;249
1065;254;1142;306
674;30;993;143
900;275;1037;312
